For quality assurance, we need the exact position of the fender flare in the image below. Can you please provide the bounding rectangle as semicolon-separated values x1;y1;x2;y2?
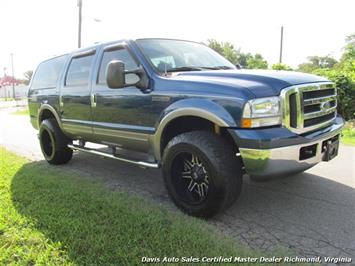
152;98;237;160
37;104;62;129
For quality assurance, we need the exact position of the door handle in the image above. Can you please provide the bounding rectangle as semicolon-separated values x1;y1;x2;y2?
91;93;97;107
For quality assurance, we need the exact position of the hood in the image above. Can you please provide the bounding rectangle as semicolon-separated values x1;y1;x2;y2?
174;69;329;97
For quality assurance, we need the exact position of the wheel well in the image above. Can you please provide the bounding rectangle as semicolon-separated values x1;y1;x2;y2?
160;116;237;155
39;109;56;124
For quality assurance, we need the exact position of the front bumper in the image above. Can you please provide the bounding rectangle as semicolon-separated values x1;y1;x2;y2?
229;117;344;178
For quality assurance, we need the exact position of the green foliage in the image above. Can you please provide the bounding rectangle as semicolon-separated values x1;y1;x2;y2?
341;121;355;146
11;108;29;116
313;68;355;120
222;43;239;65
207;39;240;65
339;33;355;79
298;33;355;120
206;39;224;55
298;55;338;73
246;53;268;69
272;63;293;71
207;39;268;69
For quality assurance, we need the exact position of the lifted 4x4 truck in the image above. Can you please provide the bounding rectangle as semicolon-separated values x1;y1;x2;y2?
28;38;344;218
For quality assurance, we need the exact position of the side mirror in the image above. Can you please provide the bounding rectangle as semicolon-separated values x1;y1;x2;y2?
105;60;149;90
106;60;126;88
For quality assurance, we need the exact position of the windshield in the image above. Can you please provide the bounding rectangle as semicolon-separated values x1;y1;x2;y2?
136;39;235;73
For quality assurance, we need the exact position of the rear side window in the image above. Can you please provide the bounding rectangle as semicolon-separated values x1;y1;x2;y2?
98;48;138;85
31;55;67;89
66;55;94;86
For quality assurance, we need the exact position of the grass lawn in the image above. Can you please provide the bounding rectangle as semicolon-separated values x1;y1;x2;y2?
0;148;292;265
11;108;29;116
341;121;355;146
0;98;16;102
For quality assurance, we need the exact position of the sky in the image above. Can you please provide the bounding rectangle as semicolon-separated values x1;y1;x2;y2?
0;0;354;79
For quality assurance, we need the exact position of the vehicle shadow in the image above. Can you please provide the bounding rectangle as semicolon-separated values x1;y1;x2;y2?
11;153;355;260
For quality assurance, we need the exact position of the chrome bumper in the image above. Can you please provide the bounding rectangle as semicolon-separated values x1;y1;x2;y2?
239;121;344;178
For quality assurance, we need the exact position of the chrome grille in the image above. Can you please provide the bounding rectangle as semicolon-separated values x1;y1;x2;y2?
281;82;337;134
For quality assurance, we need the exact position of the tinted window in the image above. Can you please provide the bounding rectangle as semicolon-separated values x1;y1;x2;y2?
66;55;94;86
31;55;67;89
98;48;138;85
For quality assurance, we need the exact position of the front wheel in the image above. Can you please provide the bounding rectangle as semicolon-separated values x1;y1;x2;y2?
39;118;73;165
162;131;243;218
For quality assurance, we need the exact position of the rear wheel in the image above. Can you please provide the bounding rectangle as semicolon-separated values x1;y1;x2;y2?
39;118;73;165
162;131;243;218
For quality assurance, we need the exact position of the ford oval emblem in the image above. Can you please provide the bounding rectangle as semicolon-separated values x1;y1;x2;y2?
321;101;331;111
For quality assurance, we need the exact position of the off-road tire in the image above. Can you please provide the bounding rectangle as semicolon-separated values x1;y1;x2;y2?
162;131;243;218
39;118;73;165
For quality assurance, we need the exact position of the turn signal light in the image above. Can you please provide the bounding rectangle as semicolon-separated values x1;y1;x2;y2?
241;119;252;128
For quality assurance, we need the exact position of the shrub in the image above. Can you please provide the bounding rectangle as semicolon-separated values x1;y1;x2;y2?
313;69;355;120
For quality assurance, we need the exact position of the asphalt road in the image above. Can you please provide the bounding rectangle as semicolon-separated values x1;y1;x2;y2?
1;108;354;262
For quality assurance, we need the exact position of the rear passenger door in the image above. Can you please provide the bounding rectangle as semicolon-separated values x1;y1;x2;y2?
60;49;96;139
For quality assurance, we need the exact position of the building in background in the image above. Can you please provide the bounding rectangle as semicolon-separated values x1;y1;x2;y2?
0;76;28;99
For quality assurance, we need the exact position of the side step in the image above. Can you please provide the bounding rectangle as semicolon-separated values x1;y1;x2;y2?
67;144;160;169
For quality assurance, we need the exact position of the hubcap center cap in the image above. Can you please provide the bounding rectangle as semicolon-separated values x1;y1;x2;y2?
192;165;205;183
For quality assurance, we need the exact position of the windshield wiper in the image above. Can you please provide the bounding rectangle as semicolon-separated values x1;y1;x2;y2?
166;66;203;72
165;65;235;73
200;66;235;70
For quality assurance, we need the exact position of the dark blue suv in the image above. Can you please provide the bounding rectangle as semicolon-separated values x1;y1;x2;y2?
28;38;344;217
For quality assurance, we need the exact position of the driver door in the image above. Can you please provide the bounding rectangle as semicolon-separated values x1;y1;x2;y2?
90;44;153;152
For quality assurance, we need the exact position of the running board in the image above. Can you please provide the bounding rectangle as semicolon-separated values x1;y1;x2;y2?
67;144;160;169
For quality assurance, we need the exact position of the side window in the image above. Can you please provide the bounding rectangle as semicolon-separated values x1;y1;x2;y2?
98;48;139;85
31;55;67;89
66;55;94;86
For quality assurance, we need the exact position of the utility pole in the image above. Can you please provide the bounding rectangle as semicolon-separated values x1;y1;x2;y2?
10;53;15;99
279;26;284;64
78;0;82;48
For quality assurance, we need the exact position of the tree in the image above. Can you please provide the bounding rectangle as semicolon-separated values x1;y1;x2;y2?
313;68;355;120
207;39;268;69
207;39;239;64
236;52;253;69
23;70;33;85
222;42;238;64
271;63;293;71
246;53;268;69
339;33;355;79
298;55;338;73
206;39;224;55
299;33;355;120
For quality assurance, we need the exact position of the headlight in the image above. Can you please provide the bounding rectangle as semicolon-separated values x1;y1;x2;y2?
242;97;281;128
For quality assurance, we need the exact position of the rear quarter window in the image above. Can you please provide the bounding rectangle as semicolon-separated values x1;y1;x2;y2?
31;55;67;90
